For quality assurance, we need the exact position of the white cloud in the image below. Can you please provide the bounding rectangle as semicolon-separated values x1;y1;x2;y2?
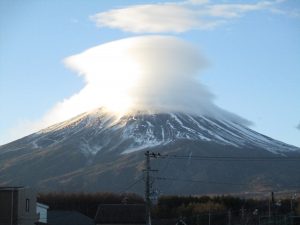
62;35;213;115
1;36;251;144
91;4;203;33
90;0;294;33
59;35;252;124
204;2;272;18
183;0;210;5
270;7;300;18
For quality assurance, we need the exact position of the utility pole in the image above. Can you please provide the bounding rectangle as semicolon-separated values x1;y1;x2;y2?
271;192;275;225
241;206;245;225
268;198;271;225
145;151;151;225
144;151;160;225
290;193;296;225
268;192;274;223
228;209;231;225
290;193;296;214
11;189;14;225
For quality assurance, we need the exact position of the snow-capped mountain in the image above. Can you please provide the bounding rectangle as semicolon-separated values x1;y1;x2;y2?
9;108;297;155
0;108;299;194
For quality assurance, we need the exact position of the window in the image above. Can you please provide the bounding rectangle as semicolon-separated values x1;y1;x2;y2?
25;199;29;212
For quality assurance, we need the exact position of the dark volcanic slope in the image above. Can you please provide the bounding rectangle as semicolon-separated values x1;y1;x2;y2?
0;108;299;194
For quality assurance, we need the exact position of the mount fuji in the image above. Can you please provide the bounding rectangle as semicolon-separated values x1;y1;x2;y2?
0;108;299;194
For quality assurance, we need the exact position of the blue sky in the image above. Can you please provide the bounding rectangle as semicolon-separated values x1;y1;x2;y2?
0;0;299;147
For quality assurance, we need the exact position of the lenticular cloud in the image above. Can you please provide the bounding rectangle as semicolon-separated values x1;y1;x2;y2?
63;35;212;115
61;35;250;125
5;35;251;144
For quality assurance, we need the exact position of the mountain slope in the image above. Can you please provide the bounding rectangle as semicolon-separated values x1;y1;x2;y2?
0;108;299;194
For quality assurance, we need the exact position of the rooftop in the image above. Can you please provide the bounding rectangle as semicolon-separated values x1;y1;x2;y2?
95;204;146;224
0;186;25;191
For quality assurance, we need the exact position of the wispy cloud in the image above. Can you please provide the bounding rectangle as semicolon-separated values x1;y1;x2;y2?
90;0;294;33
92;4;205;33
297;123;300;130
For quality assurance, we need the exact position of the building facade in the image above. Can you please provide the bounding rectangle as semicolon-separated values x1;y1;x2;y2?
36;202;49;224
0;187;38;225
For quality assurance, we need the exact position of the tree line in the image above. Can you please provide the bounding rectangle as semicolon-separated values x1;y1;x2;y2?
38;192;300;224
153;195;300;225
38;192;143;218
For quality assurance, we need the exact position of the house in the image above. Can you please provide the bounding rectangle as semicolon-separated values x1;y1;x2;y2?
48;210;95;225
0;186;38;225
36;202;49;225
94;204;146;225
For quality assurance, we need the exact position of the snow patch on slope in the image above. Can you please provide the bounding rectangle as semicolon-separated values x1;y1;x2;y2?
4;108;298;156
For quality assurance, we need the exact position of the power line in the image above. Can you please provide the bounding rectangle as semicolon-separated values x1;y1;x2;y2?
154;176;300;189
151;154;300;161
119;175;144;194
155;176;251;187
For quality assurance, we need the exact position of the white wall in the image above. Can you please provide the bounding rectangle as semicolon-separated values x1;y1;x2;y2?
36;203;49;223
